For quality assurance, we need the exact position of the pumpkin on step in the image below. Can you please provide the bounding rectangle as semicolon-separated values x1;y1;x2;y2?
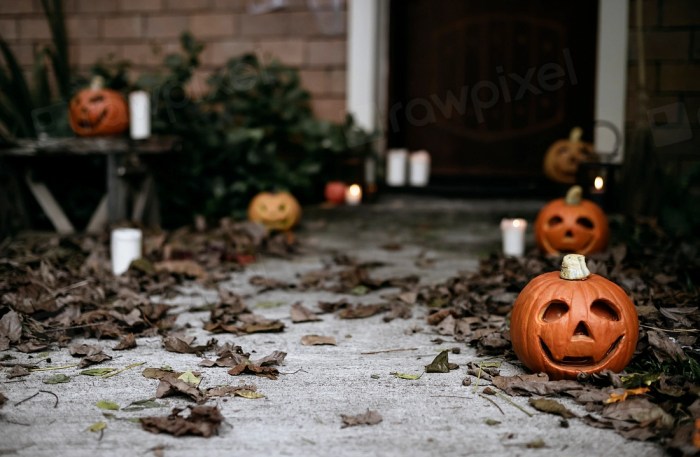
69;76;129;136
510;254;639;380
543;127;597;184
534;185;609;255
248;191;301;231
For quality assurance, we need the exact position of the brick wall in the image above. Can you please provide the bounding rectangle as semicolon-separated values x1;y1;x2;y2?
0;0;347;123
627;0;700;169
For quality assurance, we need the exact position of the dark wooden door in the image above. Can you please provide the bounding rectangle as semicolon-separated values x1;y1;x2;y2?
388;0;598;186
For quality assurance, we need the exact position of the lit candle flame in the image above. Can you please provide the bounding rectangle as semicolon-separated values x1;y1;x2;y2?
512;219;521;228
345;184;362;205
348;184;361;197
594;176;604;191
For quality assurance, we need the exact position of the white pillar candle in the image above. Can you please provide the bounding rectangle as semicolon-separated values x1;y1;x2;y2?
345;184;362;205
129;91;151;140
500;218;527;257
409;150;431;186
111;228;142;275
386;149;407;186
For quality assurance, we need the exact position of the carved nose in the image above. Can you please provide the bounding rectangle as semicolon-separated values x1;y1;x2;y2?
564;230;574;239
573;321;591;338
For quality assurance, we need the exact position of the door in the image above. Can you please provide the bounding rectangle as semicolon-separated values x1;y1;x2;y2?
388;0;599;188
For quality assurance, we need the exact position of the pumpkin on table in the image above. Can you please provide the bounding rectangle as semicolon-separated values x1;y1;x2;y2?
543;127;597;184
248;191;301;231
510;254;639;380
69;76;129;137
534;185;609;255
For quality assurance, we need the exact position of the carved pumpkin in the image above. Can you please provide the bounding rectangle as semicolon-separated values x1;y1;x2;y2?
248;191;301;231
534;186;609;255
510;254;639;380
543;127;597;184
69;76;129;136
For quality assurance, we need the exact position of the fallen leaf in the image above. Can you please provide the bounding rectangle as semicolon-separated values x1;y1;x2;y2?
155;373;205;403
87;421;107;433
526;438;546;449
0;310;22;343
81;368;117;377
113;334;136;351
338;304;386;319
290;302;322;323
205;384;258;398
301;335;337;346
96;400;120;411
163;336;216;355
391;372;422;380
0;392;7;409
140;406;223;437
177;370;202;386
425;350;455;373
142;367;179;379
69;344;103;357
528;398;576;418
234;390;265;399
79;353;112;368
7;365;31;378
43;374;70;384
485;418;501;426
604;387;650;404
122;398;164;411
154;259;207;279
340;409;383;428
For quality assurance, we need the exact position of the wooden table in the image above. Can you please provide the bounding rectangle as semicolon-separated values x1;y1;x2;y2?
0;135;180;234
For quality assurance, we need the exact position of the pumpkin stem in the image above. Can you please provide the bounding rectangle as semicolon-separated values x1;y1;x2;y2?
565;185;583;205
89;75;106;90
569;126;583;143
560;254;591;280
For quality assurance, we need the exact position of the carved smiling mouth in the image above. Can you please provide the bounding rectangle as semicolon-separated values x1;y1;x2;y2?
539;336;623;367
77;110;107;129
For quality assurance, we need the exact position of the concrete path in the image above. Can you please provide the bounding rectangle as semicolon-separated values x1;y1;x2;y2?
0;196;665;456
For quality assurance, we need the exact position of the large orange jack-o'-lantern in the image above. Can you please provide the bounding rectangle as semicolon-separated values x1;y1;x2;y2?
510;254;639;380
69;76;129;136
248;191;301;231
534;186;609;256
543;127;597;184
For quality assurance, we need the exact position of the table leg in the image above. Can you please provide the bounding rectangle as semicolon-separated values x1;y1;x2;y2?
24;171;75;234
107;153;127;224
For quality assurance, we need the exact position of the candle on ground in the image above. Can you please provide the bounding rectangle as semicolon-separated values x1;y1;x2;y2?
386;149;407;186
500;218;527;257
409;150;431;186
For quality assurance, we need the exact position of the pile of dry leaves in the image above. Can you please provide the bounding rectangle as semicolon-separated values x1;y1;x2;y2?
0;220;296;353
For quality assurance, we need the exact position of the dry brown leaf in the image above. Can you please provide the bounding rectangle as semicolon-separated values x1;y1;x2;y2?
290;302;322;323
113;333;137;351
340;409;383;428
154;260;207;279
301;335;337;346
140;405;223;437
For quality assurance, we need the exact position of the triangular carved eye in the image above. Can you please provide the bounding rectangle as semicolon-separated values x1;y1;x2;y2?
591;300;619;321
542;301;569;322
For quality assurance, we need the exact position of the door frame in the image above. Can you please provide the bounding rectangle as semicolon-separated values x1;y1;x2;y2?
346;0;628;161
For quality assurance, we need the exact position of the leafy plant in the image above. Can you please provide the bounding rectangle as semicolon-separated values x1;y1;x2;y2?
138;33;377;226
0;0;71;141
